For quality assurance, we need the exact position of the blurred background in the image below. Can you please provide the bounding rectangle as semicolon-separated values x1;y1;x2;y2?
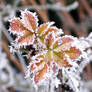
0;0;92;92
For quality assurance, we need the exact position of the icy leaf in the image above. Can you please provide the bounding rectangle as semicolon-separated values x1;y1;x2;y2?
52;37;81;67
45;32;54;48
38;26;61;45
10;10;38;46
37;22;54;36
22;10;38;32
41;26;60;37
53;51;72;67
17;30;35;46
53;36;74;51
34;64;47;83
10;18;26;34
65;47;81;60
61;36;74;44
30;59;45;72
29;53;56;84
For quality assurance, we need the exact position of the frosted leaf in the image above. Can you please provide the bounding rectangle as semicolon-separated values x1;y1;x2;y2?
53;36;74;51
41;26;63;37
44;32;55;49
21;9;38;32
8;9;90;91
52;51;72;67
16;32;35;46
37;22;54;36
78;38;90;49
9;14;36;47
25;52;57;84
9;17;26;35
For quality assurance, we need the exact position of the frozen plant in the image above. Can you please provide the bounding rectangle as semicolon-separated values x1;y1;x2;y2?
9;9;89;92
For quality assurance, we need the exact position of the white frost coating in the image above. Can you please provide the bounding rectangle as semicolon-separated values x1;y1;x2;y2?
63;68;80;92
54;78;61;88
79;32;92;49
62;35;77;40
87;49;92;61
77;32;92;74
57;28;64;36
79;38;90;49
57;38;62;46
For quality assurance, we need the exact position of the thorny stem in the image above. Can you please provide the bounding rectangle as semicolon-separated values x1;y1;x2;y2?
64;69;77;92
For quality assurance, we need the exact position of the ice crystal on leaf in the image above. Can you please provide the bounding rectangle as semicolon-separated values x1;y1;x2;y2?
9;9;61;47
9;9;84;91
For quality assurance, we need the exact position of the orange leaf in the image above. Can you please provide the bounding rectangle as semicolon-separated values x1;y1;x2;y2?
42;26;59;38
22;10;38;32
61;36;74;44
30;59;45;72
37;22;54;36
53;51;72;67
65;47;81;60
10;18;26;34
18;30;34;45
45;33;54;48
53;36;74;51
34;64;47;83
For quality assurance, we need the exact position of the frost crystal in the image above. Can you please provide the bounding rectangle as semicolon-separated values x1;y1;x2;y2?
8;9;92;92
